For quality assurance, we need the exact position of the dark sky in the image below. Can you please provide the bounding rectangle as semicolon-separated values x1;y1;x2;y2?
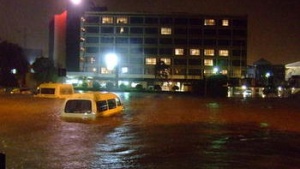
0;0;299;65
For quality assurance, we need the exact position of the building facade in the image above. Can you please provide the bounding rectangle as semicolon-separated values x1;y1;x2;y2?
52;7;248;90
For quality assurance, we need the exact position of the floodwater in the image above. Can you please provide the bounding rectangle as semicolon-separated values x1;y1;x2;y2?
0;93;300;169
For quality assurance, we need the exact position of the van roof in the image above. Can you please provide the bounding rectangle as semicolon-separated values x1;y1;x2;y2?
68;92;119;100
38;83;73;88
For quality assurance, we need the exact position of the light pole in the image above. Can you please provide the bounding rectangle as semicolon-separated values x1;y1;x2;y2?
105;53;119;89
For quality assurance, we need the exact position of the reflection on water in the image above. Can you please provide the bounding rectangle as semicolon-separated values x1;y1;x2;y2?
1;94;300;168
92;122;300;169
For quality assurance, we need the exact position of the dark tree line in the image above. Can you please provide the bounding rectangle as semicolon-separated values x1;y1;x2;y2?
0;41;28;87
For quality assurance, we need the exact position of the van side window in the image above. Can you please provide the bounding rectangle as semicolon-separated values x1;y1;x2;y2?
97;100;108;112
60;88;73;95
107;99;117;109
41;88;55;94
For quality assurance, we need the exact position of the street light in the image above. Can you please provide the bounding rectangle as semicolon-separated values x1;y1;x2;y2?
70;0;82;5
105;53;119;88
105;53;118;70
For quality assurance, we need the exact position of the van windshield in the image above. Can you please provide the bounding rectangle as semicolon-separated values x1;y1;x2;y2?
65;100;92;114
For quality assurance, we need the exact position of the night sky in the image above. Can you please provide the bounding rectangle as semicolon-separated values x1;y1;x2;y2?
0;0;299;65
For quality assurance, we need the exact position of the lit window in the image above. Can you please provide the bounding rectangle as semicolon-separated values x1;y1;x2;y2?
204;19;215;26
204;49;215;56
90;57;96;63
175;48;184;55
204;59;214;66
161;27;172;35
219;50;229;56
145;58;157;65
102;17;113;24
101;67;111;74
221;70;228;75
160;58;171;65
93;67;97;72
190;49;200;56
116;17;128;24
121;67;128;73
81;17;86;22
222;19;229;26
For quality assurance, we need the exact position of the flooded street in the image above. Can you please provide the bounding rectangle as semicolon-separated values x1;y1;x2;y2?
1;93;300;168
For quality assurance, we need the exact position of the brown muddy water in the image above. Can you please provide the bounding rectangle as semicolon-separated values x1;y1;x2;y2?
0;92;300;169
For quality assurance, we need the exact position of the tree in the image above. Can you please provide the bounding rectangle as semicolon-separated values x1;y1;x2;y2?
155;61;170;80
0;41;29;87
32;57;57;84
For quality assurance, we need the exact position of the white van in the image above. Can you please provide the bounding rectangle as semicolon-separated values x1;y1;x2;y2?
61;92;124;119
35;83;74;99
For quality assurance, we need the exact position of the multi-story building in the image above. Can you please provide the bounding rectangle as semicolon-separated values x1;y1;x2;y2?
51;7;248;91
79;11;247;89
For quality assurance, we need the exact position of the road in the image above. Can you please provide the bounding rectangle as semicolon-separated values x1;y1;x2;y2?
0;92;300;168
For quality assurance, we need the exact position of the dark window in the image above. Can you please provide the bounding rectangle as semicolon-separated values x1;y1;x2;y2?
130;27;143;34
174;18;188;25
160;17;173;24
116;47;128;54
189;59;202;65
130;58;143;64
130;37;143;44
86;37;99;43
144;48;158;55
189;69;201;75
107;99;116;109
203;29;217;36
189;28;202;35
174;59;187;65
65;100;92;113
145;38;158;44
174;38;187;45
145;17;159;24
232;50;246;57
86;47;99;53
97;100;108;112
159;38;173;44
218;40;231;46
100;37;114;43
189;39;202;45
130;17;144;24
232;20;247;27
145;27;158;34
86;27;99;33
189;18;203;25
218;29;231;36
233;30;247;37
159;48;173;55
203;39;216;46
174;28;187;35
85;16;99;23
130;47;143;54
232;40;246;47
101;27;114;33
116;37;129;44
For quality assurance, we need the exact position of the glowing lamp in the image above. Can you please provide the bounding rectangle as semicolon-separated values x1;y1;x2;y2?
70;0;82;5
105;53;118;70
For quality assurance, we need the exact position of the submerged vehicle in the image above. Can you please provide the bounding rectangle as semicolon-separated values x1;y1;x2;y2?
61;92;124;119
35;83;74;99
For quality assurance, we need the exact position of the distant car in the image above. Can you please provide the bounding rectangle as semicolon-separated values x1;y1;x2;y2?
10;88;32;94
61;92;124;120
